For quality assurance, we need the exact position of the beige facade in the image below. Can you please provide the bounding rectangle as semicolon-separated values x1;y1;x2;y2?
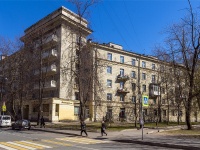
0;6;199;123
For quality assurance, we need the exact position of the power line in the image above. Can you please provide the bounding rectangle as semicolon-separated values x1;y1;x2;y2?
102;2;131;50
122;0;143;53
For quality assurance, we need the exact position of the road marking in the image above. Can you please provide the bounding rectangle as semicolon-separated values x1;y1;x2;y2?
42;139;72;146
74;145;99;150
7;142;36;150
21;141;52;148
0;143;17;150
1;142;27;150
57;137;109;144
15;141;43;149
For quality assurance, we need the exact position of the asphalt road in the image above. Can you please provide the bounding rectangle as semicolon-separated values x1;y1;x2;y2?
0;127;183;150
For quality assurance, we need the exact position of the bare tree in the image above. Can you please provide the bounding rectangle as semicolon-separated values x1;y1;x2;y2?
154;0;200;129
65;0;99;121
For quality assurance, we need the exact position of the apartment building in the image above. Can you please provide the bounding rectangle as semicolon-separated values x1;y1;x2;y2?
1;6;199;122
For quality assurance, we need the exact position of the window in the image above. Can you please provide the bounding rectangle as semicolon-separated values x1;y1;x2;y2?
131;71;136;78
107;66;112;74
160;65;164;72
120;82;124;89
154;109;157;116
152;75;156;83
74;106;79;115
132;83;136;91
142;84;146;92
55;104;59;116
120;68;124;76
171;110;175;116
120;95;125;102
142;61;146;68
152;64;156;70
107;79;112;87
107;107;112;119
163;110;167;116
132;59;136;66
161;87;165;94
120;56;124;63
142;73;146;80
107;93;112;101
75;92;79;100
153;85;159;92
120;108;125;118
107;53;112;61
132;96;136;103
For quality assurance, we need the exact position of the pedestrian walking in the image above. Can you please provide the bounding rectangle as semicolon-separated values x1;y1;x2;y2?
40;116;45;128
101;121;107;136
80;121;88;136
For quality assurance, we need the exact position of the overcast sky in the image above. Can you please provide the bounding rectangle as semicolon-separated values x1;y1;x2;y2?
0;0;200;55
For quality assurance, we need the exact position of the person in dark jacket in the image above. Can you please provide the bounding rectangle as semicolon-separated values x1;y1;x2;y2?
101;121;107;136
40;116;45;128
80;121;88;136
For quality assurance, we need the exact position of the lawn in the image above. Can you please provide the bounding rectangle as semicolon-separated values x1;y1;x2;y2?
43;121;200;132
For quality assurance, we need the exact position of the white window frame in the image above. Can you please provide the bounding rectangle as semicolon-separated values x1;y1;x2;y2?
142;61;146;68
107;79;112;87
142;73;146;80
107;93;112;101
107;66;112;74
107;53;112;61
120;56;124;63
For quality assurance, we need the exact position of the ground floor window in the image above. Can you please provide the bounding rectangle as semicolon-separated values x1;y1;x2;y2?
74;106;79;116
55;104;59;116
119;108;125;118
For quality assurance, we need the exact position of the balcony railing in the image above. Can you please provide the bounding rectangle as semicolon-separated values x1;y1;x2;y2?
35;34;58;48
42;64;57;75
117;87;130;93
34;64;57;75
42;49;58;59
117;74;129;81
34;80;56;90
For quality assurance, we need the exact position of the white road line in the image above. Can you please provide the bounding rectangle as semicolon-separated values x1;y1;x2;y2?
0;144;17;150
7;142;36;150
74;145;99;150
21;141;52;148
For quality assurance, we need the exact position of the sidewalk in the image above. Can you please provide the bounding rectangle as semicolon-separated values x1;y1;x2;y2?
32;124;200;150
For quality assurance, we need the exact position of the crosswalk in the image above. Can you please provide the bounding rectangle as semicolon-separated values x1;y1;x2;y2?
0;137;109;150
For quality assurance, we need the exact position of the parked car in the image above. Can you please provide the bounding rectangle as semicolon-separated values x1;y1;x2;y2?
12;119;31;130
0;115;12;127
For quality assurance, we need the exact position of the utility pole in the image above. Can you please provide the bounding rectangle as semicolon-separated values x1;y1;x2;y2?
137;56;144;140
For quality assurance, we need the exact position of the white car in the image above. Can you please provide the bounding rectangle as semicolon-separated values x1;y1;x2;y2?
0;115;11;127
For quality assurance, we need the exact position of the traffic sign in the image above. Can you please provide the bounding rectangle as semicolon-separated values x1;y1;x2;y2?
2;105;6;112
142;95;149;107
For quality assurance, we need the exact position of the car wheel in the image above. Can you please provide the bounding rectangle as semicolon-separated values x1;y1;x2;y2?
28;127;31;130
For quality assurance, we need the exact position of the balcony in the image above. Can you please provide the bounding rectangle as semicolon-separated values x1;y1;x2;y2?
117;87;130;94
149;83;160;98
36;34;58;48
116;74;129;81
42;64;57;75
34;80;56;90
34;64;57;76
42;49;58;60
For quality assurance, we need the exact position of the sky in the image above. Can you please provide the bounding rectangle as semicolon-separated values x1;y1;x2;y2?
0;0;200;55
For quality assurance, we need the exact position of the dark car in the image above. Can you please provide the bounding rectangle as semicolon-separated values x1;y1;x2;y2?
12;119;31;130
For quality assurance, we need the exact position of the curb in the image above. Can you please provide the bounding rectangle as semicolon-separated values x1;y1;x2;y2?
113;139;200;150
